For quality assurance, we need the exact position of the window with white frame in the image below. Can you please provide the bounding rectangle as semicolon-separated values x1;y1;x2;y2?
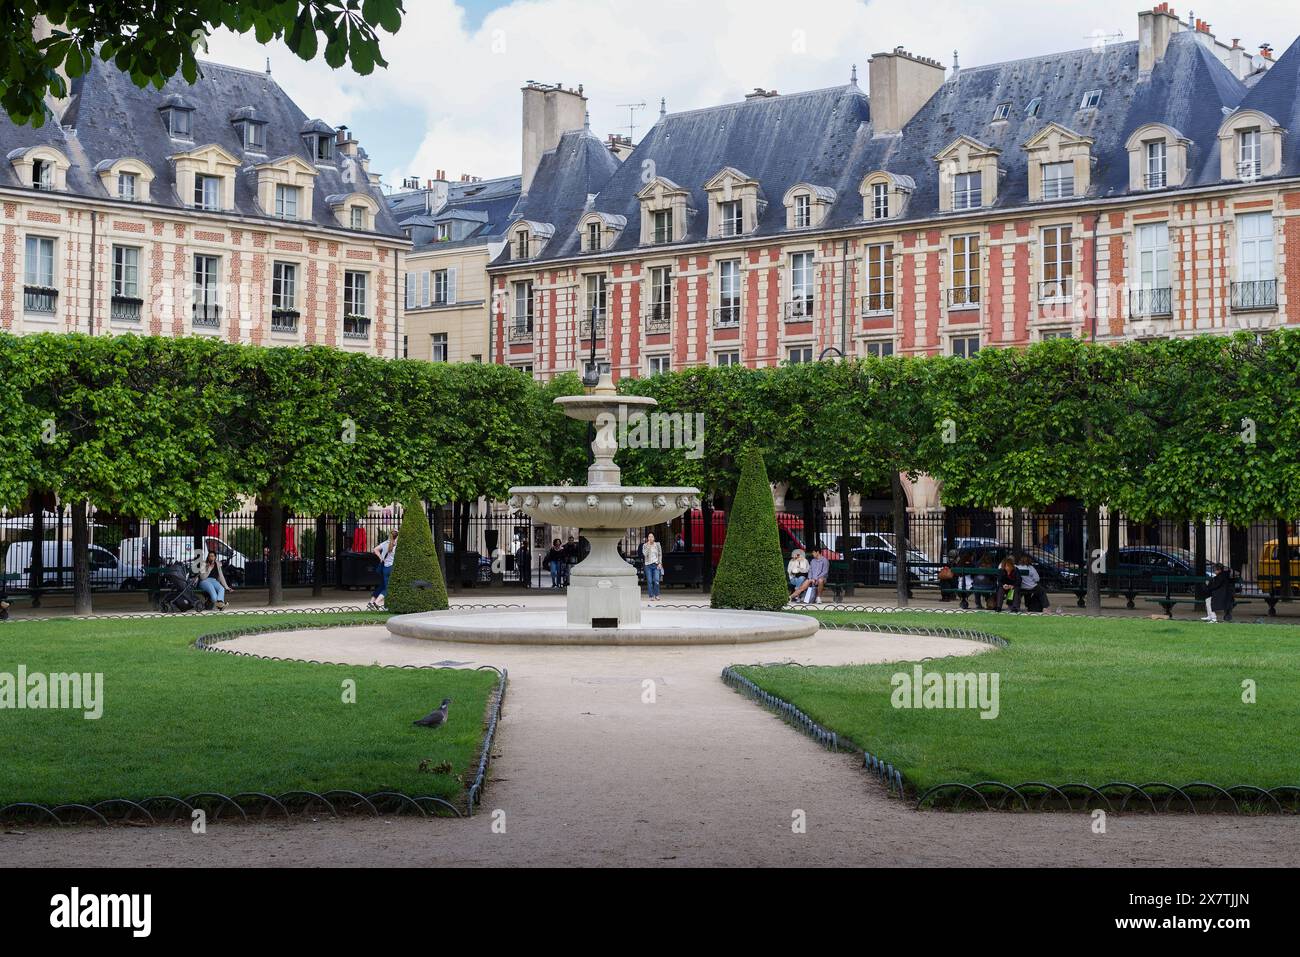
1238;128;1262;178
649;266;672;324
194;174;221;210
431;333;449;363
652;209;673;244
351;207;367;230
717;259;741;325
872;181;890;219
1145;140;1167;188
272;261;297;311
193;254;221;323
117;172;138;201
1041;162;1074;200
32;159;53;190
716;351;741;367
244;122;265;151
434;269;450;305
168;108;192;138
647;355;671;375
953;171;981;210
24;236;55;288
865;340;894;357
719;200;742;237
992;102;1010;121
1080;89;1102;110
112;246;139;299
1040;225;1073;300
789;251;814;319
1133;221;1171;317
787;346;814;364
513;280;534;330
274;184;300;219
514;229;530;260
951;335;980;358
584;273;607;325
587;221;602;251
1235;212;1276;310
864;243;893;313
950;234;980;307
343;270;368;317
1040;330;1073;340
794;193;812;228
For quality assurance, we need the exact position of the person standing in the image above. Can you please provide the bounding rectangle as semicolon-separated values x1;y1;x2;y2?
642;532;664;601
1202;564;1236;622
368;529;397;610
545;538;567;588
562;535;580;586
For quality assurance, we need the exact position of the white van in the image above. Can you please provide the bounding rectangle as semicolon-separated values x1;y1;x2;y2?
3;541;129;589
117;535;248;585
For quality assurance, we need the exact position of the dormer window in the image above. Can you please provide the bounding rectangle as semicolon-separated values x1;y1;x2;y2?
782;185;837;229
793;194;811;228
95;157;154;203
872;182;889;218
1041;161;1074;200
32;159;52;190
703;168;763;240
313;136;332;162
1217;110;1283;182
1238;129;1262;179
301;120;336;163
354;207;368;230
1026;97;1042;117
117;172;137;200
953;171;982;210
587;221;601;251
934;137;1001;213
1079;89;1102;110
1023;123;1093;203
719;200;742;237
1145;141;1167;188
275;184;300;219
859;171;912;221
436;222;450;241
194;174;222;210
244;121;265;151
992;102;1010;122
515;229;530;259
327;191;376;230
1125;124;1188;191
653;210;673;243
170;109;191;137
638;176;692;246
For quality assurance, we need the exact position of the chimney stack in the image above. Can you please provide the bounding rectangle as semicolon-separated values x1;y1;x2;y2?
867;47;945;136
1139;4;1183;73
520;81;588;193
33;15;72;120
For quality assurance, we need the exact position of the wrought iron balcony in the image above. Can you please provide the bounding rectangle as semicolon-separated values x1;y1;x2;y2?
1129;287;1172;318
508;321;534;343
23;285;58;314
1144;171;1167;189
110;295;142;323
644;305;671;335
1038;278;1073;302
192;303;221;328
271;308;300;333
783;298;815;321
1231;279;1277;311
860;292;894;315
578;314;607;339
342;314;370;340
947;286;981;308
713;303;741;328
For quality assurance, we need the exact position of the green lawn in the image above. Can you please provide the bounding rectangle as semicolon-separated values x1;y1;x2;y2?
734;612;1300;791
0;613;498;809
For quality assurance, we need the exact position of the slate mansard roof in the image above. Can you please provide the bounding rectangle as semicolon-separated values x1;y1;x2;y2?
0;57;404;239
494;30;1291;267
389;174;523;251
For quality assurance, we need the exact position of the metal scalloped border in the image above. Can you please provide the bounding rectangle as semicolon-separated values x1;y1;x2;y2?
0;602;526;627
0;613;510;826
724;619;1300;814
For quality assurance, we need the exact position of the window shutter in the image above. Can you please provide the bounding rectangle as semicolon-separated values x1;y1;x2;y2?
446;267;457;304
421;271;431;308
405;272;416;309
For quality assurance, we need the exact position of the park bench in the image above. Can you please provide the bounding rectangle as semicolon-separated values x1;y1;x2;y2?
1143;574;1253;618
940;566;1000;609
823;558;863;602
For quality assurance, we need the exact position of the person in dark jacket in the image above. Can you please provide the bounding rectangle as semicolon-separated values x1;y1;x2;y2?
562;536;580;585
992;558;1020;612
545;539;567;588
1202;564;1236;622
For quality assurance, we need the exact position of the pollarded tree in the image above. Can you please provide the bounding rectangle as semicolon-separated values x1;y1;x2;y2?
710;447;790;610
386;493;447;613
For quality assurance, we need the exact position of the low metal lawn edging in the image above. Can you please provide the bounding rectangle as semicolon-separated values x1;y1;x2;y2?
725;618;1300;815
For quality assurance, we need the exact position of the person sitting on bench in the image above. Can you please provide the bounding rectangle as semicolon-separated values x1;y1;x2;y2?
790;547;829;604
1015;554;1050;613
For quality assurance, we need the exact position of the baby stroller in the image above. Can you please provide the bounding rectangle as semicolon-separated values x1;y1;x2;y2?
156;561;212;613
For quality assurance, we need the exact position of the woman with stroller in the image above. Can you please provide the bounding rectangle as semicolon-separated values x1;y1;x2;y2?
197;544;229;611
368;529;398;610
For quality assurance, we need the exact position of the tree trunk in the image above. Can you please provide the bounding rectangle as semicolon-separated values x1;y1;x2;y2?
838;482;852;555
312;514;327;597
701;498;714;593
1011;506;1024;556
892;471;910;607
71;499;92;616
29;501;45;606
1086;503;1102;613
268;502;284;606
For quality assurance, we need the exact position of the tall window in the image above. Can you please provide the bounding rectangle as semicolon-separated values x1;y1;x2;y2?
584;273;607;324
1145;140;1167;188
514;230;530;260
793;194;811;228
117;172;138;200
717;259;740;325
949;234;980;307
272;262;297;311
351;207;366;230
953;171;981;210
649;266;672;324
194;174;221;210
1235;212;1275;310
24;236;55;288
1238;129;1262;178
872;181;890;219
1041;226;1073;300
513;280;534;330
1042;161;1074;200
951;335;980;359
343;271;368;316
112;246;140;298
719;200;742;237
789;251;814;318
193;254;220;324
274;184;300;219
864;243;893;313
653;209;673;244
587;221;602;251
431;333;449;363
1133;222;1171;317
433;269;449;305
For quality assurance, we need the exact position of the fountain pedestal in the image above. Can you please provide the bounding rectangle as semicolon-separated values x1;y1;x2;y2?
567;528;640;627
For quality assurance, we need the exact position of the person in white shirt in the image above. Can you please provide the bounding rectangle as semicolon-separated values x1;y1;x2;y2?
642;533;664;600
368;529;398;610
787;549;810;592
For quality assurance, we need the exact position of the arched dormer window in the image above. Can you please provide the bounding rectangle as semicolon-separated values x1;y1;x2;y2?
783;183;836;229
1217;109;1284;182
508;220;555;261
301;119;336;163
858;171;914;221
934;136;1001;212
1124;123;1190;190
577;211;628;252
8;145;71;192
158;94;195;139
703;167;765;238
637;176;692;246
94;158;155;202
326;192;380;231
231;107;268;153
1022;122;1094;201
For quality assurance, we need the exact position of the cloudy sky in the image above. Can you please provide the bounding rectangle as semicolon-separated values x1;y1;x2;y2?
205;0;1298;189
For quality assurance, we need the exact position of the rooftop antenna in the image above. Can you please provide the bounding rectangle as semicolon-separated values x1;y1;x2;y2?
617;101;647;143
850;63;859;86
265;57;271;75
952;49;960;74
659;97;667;119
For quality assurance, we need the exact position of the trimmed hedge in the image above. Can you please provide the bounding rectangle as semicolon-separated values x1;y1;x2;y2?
386;495;448;613
710;448;790;610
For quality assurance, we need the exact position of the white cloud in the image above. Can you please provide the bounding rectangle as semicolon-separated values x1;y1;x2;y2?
204;0;1300;186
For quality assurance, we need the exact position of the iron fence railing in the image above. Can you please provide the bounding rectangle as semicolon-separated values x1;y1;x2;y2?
1231;279;1277;311
1129;287;1172;317
713;303;741;328
644;306;671;335
110;295;142;323
23;286;57;314
783;299;815;321
192;303;221;328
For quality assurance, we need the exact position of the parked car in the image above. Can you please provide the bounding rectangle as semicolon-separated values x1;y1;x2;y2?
1258;537;1300;596
3;541;129;589
849;544;939;585
118;535;248;586
1109;546;1200;589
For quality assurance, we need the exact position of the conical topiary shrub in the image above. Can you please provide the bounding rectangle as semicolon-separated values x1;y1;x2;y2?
710;447;790;610
386;494;448;614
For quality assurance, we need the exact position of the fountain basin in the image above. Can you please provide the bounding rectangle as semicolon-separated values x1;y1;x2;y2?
387;607;820;646
508;486;699;528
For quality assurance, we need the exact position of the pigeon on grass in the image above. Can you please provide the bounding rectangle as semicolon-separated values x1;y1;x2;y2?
413;698;452;727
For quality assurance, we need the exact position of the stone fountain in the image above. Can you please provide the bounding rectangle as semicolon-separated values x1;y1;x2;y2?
386;373;818;645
